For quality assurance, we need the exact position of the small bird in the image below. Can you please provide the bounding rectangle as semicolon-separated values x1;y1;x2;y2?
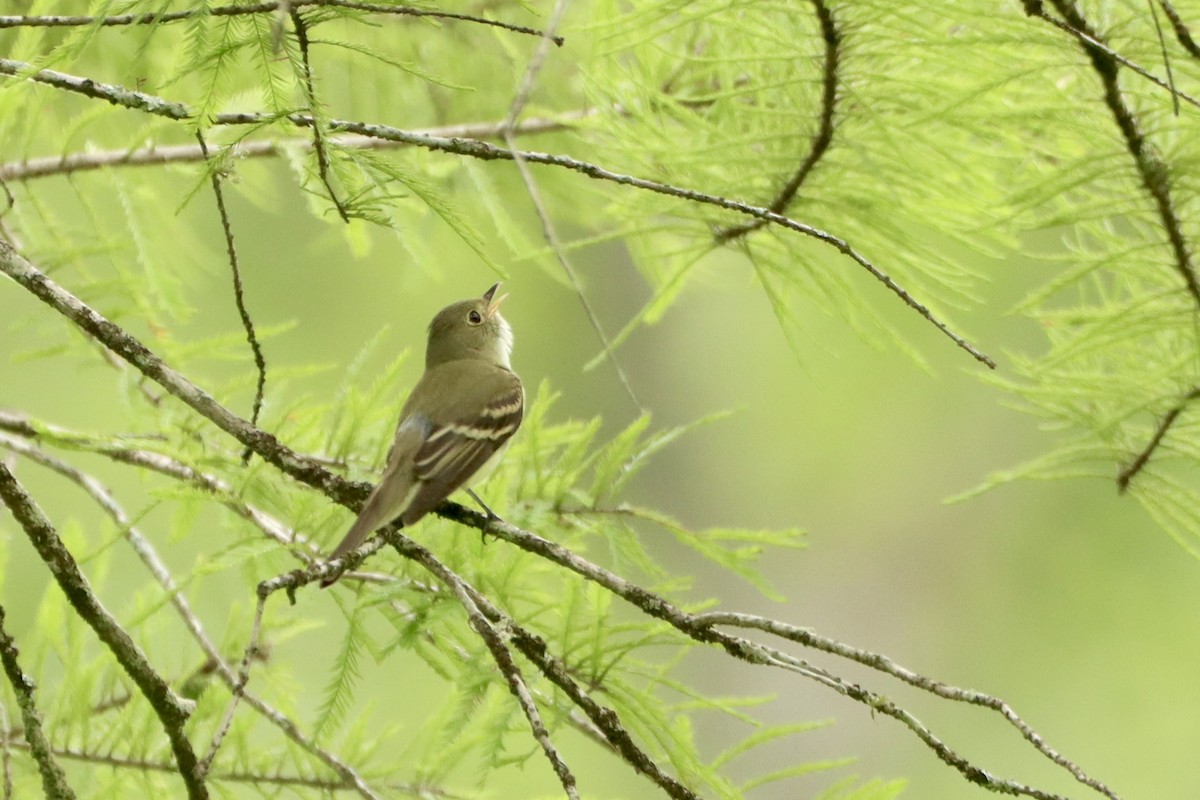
322;283;524;586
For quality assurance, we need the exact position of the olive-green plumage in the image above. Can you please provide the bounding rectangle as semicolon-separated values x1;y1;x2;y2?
322;284;523;585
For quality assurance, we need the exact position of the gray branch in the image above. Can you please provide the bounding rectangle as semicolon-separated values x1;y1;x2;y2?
0;240;1113;798
0;603;74;799
0;464;206;799
0;56;995;369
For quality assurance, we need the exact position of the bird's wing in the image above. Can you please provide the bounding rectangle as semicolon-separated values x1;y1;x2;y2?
324;413;429;563
402;372;524;524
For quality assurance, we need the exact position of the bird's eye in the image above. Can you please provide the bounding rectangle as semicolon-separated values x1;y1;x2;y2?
467;310;483;325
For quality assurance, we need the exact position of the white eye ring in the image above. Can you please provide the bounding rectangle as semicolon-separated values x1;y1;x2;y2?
468;310;483;325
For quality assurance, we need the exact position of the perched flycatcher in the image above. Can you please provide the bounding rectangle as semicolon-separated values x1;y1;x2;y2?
322;283;523;585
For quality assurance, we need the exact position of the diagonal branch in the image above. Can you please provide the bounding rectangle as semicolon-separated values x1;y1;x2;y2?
196;133;268;464
0;112;596;181
1026;1;1200;307
398;542;580;799
0;56;995;368
500;0;644;412
0;432;385;797
715;0;841;243
0;464;206;799
253;536;701;800
0;239;356;504
0;1;564;45
0;242;1110;798
288;8;351;222
1020;3;1200;110
0;603;74;800
693;612;1120;800
1158;1;1200;59
1117;385;1200;492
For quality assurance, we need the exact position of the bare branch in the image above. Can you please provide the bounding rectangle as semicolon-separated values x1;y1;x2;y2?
715;0;841;243
0;112;595;181
1157;1;1200;59
196;133;268;464
0;56;994;367
0;603;74;800
500;0;644;411
1020;5;1200;110
0;244;1106;797
288;8;351;222
0;1;564;45
1118;385;1200;492
0;464;206;799
694;612;1122;800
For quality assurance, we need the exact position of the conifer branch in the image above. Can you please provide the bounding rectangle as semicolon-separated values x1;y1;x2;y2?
0;742;460;796
289;8;351;222
0;603;74;800
0;702;11;800
0;236;1107;798
0;431;392;797
694;612;1122;800
0;464;206;799
0;240;358;505
1156;2;1200;60
714;0;841;243
500;0;645;412
0;56;995;368
1117;385;1200;493
401;542;580;800
0;112;594;181
254;537;702;800
196;133;269;465
1019;5;1200;110
0;1;564;45
1032;2;1200;310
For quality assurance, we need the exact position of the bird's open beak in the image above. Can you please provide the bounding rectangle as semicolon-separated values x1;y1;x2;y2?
483;282;509;319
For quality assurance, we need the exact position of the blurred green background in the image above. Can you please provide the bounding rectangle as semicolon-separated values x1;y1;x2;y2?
3;1;1200;797
4;157;1199;798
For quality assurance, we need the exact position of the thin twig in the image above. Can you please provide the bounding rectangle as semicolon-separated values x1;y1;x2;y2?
0;703;11;800
289;8;351;222
0;56;994;367
0;604;74;800
1158;1;1200;59
1146;0;1180;115
0;742;460;796
0;464;206;799
196;134;268;465
715;0;841;242
199;596;266;778
0;1;564;44
693;612;1122;800
1023;6;1200;110
500;0;644;412
0;422;395;582
0;244;1111;798
1117;385;1200;492
0;112;596;181
411;548;580;799
1029;2;1200;309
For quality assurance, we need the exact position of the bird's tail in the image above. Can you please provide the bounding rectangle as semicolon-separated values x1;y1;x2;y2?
320;504;391;588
